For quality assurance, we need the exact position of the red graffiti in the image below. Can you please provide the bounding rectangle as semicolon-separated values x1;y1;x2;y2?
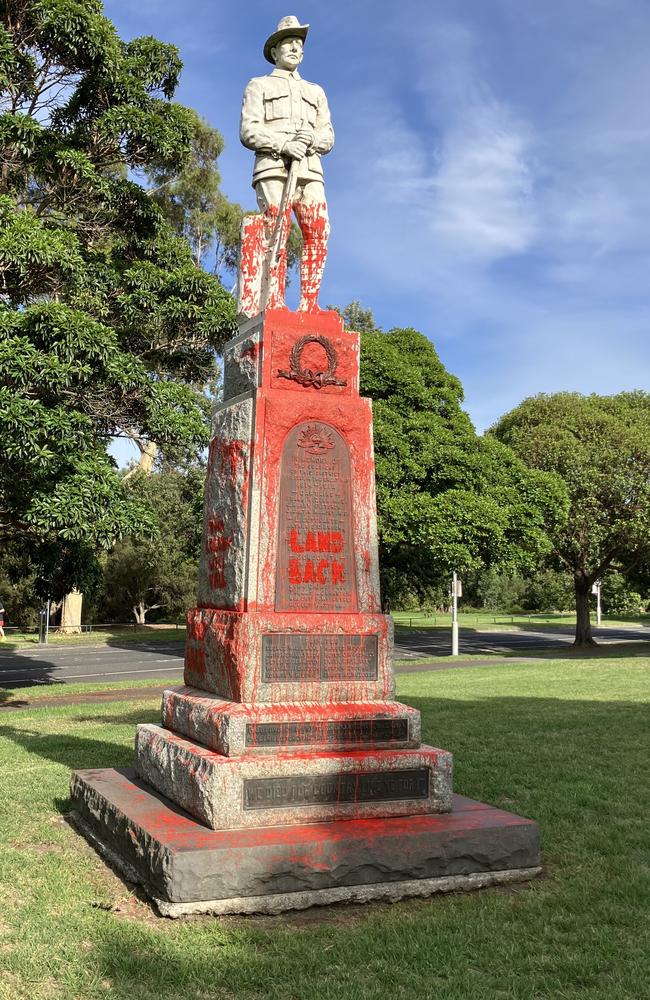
206;517;232;591
288;559;345;586
289;530;343;554
208;438;246;482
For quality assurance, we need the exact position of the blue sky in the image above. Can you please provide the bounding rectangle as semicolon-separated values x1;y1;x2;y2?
106;0;650;438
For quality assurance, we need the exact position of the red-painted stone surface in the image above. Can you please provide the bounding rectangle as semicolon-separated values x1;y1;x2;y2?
183;609;393;703
161;687;421;756
175;310;452;835
134;725;453;830
69;768;541;907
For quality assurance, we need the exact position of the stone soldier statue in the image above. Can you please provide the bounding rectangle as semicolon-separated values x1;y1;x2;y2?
239;16;334;313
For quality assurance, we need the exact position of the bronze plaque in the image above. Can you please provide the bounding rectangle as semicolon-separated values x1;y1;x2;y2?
261;633;378;683
243;769;430;810
245;718;409;748
275;422;358;612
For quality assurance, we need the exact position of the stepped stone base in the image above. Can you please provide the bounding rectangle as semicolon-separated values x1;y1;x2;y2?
134;724;452;830
69;768;541;916
162;686;421;755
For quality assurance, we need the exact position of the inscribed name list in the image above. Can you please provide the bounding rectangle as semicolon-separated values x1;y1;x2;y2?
275;422;358;612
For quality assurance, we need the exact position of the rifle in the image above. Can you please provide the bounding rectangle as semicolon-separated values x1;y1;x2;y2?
260;128;304;311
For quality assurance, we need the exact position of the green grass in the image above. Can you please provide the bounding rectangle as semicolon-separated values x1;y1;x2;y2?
0;657;648;999
392;610;650;630
0;625;186;651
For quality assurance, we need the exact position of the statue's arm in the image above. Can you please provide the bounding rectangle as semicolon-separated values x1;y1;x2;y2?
310;87;335;156
240;79;284;155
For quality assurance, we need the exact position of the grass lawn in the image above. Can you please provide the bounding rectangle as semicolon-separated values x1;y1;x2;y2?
0;657;648;1000
392;610;650;630
0;625;186;651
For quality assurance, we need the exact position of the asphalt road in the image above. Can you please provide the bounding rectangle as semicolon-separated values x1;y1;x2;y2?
393;623;650;659
0;623;648;688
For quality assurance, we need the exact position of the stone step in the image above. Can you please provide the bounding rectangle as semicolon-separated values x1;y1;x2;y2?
134;723;452;831
162;686;421;756
69;767;541;916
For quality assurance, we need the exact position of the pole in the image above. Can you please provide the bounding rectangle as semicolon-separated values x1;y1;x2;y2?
44;597;50;644
451;571;459;657
591;580;602;627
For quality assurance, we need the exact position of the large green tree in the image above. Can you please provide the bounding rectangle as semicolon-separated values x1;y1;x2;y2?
491;392;650;645
0;0;235;594
353;318;568;606
101;465;203;624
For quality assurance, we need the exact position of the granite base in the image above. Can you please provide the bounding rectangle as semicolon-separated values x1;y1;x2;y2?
69;767;541;915
134;725;453;829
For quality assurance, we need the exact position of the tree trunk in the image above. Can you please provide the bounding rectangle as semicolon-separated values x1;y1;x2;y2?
574;573;597;647
133;603;147;626
58;589;83;634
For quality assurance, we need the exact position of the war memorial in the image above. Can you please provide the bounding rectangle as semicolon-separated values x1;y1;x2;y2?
69;16;541;916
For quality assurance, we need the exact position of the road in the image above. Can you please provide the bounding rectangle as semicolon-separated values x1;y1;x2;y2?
393;623;650;659
0;623;647;688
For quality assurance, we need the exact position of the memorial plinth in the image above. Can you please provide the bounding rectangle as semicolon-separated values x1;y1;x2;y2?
70;307;541;914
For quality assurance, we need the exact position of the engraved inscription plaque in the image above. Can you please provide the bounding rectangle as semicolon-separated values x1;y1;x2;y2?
245;718;409;748
261;633;378;683
244;768;430;810
275;421;358;612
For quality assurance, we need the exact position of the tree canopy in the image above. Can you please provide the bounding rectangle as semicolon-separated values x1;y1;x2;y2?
490;391;650;644
0;0;235;590
352;315;568;605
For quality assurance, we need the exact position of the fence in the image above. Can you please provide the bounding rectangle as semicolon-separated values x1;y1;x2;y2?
396;613;573;628
2;621;186;642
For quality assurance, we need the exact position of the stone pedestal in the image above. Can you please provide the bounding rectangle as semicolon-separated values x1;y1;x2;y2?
70;308;541;913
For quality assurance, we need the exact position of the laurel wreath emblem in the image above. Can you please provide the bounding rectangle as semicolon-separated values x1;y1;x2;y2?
278;334;347;390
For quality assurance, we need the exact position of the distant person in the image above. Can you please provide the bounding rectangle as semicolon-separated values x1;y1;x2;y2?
0;598;5;640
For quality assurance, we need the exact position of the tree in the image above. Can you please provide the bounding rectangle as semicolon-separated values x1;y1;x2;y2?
0;0;235;590
352;320;568;605
101;465;204;624
145;109;302;283
490;392;650;645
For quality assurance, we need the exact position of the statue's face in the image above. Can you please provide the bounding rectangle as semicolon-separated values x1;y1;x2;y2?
271;36;304;71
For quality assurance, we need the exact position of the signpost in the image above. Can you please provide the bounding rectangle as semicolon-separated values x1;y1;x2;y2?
451;572;462;657
591;581;602;627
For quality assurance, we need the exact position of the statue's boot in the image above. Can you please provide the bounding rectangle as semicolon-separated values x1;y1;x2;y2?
295;200;330;311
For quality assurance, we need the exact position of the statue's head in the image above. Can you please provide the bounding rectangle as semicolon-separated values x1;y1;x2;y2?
264;15;310;66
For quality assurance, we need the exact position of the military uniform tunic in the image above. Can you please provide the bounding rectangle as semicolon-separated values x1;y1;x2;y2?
240;68;334;186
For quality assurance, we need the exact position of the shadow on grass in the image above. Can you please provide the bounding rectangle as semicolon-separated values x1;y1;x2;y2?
72;709;160;727
0;723;133;776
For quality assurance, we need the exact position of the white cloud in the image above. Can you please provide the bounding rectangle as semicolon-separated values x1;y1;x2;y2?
427;101;537;258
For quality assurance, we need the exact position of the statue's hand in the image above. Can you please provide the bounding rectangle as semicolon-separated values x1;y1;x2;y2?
296;127;315;152
282;137;309;161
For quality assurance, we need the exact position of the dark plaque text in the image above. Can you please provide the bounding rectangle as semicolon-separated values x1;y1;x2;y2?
261;633;378;683
243;768;430;810
245;718;409;747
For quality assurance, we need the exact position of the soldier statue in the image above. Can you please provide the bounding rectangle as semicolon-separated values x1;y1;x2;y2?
240;16;334;313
